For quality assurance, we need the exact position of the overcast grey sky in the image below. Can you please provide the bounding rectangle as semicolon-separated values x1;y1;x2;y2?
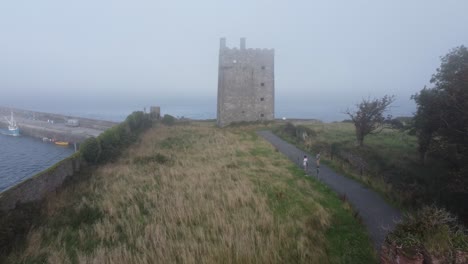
1;0;467;120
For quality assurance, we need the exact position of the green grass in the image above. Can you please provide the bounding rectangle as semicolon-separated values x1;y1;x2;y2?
288;165;376;263
5;124;376;263
273;122;457;212
245;137;377;263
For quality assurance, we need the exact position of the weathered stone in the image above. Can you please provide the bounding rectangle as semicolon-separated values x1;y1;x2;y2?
150;106;161;120
217;38;274;127
0;155;81;211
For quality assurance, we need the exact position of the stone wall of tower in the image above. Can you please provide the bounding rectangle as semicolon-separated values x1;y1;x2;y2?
217;38;275;127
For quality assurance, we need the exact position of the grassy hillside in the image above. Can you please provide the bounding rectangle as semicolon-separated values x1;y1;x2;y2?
5;122;376;264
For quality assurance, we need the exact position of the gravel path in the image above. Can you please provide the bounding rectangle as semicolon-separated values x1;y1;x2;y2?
258;130;401;250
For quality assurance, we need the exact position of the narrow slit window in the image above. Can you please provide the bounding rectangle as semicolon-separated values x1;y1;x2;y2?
260;98;264;101
260;114;264;117
261;82;265;86
261;66;265;70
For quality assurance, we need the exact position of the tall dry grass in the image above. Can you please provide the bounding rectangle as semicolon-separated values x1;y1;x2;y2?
7;124;344;263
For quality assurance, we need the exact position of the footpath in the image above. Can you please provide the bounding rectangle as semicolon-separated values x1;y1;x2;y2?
258;131;401;250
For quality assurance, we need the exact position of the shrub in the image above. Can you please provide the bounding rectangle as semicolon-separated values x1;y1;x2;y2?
385;206;468;261
385;118;405;130
162;114;176;125
79;112;153;164
98;125;126;162
279;123;316;142
126;111;152;132
283;122;297;137
80;137;101;164
296;125;316;140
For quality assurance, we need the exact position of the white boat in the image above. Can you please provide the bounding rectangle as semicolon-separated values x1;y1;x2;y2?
1;112;20;136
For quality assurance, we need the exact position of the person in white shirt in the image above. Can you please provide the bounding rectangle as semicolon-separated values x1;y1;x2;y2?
303;155;308;171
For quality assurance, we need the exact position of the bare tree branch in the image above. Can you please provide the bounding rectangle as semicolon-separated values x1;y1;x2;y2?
346;95;395;147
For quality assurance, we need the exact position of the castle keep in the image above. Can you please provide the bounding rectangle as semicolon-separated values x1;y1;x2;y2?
217;38;275;127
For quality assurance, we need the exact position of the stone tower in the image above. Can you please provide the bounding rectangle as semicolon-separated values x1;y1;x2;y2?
217;38;275;127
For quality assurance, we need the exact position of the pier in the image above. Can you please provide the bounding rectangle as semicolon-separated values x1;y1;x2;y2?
0;106;118;143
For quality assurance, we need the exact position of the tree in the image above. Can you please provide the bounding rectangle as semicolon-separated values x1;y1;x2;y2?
411;87;443;163
412;46;468;222
412;46;468;165
345;95;395;147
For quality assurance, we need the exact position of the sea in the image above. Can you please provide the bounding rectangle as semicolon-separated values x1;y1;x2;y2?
0;98;416;192
0;134;74;192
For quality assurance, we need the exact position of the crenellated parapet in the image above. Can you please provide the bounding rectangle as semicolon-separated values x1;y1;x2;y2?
219;38;274;53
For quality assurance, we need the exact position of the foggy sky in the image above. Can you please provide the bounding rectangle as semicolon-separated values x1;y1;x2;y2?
1;0;468;120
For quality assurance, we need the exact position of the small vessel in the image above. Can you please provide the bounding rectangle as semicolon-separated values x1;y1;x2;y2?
54;141;69;146
1;112;20;136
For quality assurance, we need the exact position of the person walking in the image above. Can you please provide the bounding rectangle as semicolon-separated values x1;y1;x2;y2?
315;152;321;168
303;155;308;172
316;151;321;177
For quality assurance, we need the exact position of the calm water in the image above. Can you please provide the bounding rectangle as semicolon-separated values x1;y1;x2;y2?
0;134;74;192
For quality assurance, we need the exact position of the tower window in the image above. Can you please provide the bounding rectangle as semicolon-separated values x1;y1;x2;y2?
261;66;265;70
260;114;264;117
260;98;264;101
261;82;265;86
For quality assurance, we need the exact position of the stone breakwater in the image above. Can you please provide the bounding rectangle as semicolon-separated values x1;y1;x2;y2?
0;106;118;143
0;154;81;211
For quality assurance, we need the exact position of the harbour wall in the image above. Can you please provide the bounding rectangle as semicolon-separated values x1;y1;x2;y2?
0;107;117;130
17;123;90;143
0;153;82;211
0;106;118;143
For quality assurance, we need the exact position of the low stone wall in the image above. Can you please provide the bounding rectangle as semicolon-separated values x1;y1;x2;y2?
0;153;81;211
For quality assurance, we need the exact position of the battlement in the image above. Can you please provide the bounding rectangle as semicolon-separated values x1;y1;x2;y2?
219;38;274;54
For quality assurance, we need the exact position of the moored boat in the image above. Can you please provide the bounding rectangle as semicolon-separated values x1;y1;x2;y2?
54;141;69;146
1;112;20;136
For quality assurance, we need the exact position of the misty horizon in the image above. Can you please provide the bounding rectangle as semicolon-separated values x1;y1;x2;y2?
1;1;467;121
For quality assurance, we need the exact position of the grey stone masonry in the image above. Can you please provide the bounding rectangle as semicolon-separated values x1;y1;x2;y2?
0;154;81;211
217;38;275;127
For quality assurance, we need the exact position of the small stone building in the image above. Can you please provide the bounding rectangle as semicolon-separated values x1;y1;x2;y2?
150;106;161;120
217;38;275;127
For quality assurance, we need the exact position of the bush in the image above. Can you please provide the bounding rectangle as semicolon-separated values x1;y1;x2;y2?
386;118;404;130
283;122;297;137
80;137;101;164
98;124;129;162
279;123;316;142
79;112;153;164
296;125;316;140
162;114;176;125
385;206;468;262
126;111;152;132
